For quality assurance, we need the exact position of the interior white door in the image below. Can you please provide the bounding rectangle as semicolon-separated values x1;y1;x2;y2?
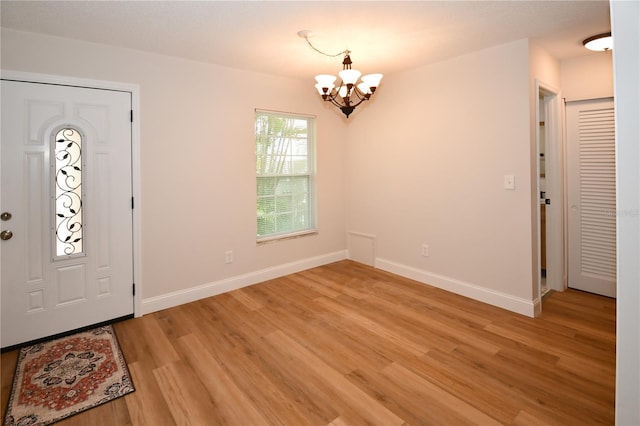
1;79;134;348
566;98;616;297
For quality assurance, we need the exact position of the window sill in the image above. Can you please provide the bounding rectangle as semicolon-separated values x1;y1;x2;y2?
257;229;318;245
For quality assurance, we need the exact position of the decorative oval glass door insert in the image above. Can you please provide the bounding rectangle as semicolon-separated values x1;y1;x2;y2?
53;127;84;257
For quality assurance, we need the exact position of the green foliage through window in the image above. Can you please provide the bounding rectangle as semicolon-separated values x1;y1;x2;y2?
255;111;315;240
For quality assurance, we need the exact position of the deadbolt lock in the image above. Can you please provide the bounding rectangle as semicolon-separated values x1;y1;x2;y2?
0;212;11;221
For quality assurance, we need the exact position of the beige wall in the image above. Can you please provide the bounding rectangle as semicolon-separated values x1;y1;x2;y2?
345;39;536;309
560;52;614;101
1;28;348;301
0;28;580;316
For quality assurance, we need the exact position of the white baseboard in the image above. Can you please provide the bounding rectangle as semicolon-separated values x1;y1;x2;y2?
375;258;536;317
141;250;347;315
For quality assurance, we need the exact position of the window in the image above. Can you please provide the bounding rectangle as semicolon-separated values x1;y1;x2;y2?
52;127;84;257
255;110;316;241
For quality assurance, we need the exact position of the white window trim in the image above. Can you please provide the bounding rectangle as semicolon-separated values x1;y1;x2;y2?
255;109;317;242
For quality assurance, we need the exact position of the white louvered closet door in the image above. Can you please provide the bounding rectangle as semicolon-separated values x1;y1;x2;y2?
567;98;616;298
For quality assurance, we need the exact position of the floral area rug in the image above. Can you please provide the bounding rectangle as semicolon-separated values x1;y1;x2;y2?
3;325;134;426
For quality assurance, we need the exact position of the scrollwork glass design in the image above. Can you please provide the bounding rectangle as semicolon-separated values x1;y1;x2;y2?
54;128;84;256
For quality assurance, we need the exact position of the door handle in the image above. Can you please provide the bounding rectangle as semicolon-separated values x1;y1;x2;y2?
1;212;11;221
0;230;13;240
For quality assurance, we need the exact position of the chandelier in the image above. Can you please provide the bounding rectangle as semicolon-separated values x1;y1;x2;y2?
299;30;383;118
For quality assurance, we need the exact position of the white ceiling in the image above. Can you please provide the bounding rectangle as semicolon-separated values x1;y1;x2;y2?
1;1;611;80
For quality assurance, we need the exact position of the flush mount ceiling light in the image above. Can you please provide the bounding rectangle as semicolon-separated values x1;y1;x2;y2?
583;32;613;51
298;30;383;119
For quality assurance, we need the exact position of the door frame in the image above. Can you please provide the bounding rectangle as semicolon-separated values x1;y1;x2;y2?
0;70;142;318
535;80;566;310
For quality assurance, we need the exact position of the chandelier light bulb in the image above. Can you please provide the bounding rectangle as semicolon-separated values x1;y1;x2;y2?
314;83;330;95
357;82;372;95
338;69;362;86
315;74;337;88
361;73;384;88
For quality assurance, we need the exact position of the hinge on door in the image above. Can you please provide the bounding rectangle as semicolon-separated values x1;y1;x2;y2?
132;283;136;296
130;110;134;123
131;197;134;209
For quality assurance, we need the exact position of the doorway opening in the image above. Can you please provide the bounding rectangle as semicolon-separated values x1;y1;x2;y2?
539;94;549;294
536;81;565;310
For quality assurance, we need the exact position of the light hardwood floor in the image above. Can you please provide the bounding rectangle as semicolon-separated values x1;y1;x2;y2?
2;260;616;425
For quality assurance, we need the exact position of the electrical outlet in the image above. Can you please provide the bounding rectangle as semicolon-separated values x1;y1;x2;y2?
421;244;429;257
225;250;233;264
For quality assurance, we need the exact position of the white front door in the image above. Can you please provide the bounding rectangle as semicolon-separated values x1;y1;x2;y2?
566;98;616;298
1;79;134;348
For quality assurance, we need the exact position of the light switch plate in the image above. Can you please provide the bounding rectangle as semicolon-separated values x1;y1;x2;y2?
504;174;515;190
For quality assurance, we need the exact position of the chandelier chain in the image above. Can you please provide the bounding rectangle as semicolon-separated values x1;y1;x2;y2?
302;34;349;58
